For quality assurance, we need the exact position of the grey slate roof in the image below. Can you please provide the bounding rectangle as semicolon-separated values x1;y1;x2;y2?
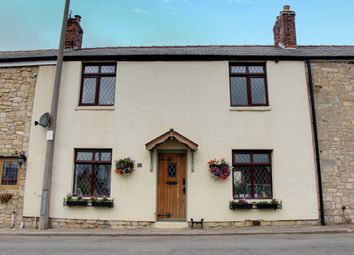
1;45;354;62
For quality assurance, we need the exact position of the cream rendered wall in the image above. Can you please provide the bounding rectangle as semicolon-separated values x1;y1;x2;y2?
24;60;319;222
23;65;56;217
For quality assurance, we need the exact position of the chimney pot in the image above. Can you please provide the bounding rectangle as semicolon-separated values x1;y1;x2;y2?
283;5;290;11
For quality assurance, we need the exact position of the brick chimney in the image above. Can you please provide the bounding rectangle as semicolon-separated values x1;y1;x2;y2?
273;5;296;48
65;15;83;50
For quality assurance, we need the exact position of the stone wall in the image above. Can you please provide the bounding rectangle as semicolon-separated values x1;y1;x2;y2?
0;66;37;228
21;217;318;229
311;61;354;224
22;217;154;230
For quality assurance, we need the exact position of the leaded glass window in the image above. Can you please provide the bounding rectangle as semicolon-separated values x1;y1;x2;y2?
0;159;18;187
230;64;268;106
232;151;272;199
80;64;116;106
167;163;177;178
73;149;112;197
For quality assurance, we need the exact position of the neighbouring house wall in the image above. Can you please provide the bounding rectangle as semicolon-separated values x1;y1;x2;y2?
311;61;354;224
22;66;56;221
23;61;319;225
0;66;37;228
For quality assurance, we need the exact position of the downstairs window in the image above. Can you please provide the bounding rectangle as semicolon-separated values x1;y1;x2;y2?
73;149;112;197
232;150;272;199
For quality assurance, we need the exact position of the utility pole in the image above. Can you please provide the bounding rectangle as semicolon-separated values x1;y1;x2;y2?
39;0;70;230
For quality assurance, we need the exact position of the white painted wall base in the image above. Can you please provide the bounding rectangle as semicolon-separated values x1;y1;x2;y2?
154;222;188;229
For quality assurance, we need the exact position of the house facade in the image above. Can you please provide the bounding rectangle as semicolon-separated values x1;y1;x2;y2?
0;6;353;229
22;58;319;228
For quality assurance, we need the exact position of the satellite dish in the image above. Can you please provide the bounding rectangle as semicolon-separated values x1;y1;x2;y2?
34;112;50;127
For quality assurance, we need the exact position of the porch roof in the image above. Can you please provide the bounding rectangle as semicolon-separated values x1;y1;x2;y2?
145;129;198;151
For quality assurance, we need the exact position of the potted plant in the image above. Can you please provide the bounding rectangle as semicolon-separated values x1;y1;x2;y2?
64;194;88;207
208;158;231;180
256;199;281;210
114;157;135;176
229;198;254;210
92;196;114;208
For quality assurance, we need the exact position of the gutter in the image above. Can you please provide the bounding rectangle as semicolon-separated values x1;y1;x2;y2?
1;55;354;63
0;60;56;67
306;59;326;225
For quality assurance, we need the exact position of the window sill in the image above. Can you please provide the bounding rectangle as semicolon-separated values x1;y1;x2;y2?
75;106;115;111
229;106;271;112
0;185;19;191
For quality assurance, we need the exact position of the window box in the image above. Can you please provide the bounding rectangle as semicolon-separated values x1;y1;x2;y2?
230;199;282;210
64;199;88;207
63;195;114;208
92;200;114;208
256;200;282;210
255;203;279;210
229;201;254;210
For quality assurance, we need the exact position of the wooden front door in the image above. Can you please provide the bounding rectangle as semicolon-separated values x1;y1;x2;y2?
157;153;186;221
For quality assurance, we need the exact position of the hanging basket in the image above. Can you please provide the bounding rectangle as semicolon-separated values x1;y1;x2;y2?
114;157;135;176
208;158;231;180
0;193;13;203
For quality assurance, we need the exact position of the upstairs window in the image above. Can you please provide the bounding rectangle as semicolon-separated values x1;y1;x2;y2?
80;64;116;106
0;158;19;189
232;150;272;199
73;149;112;197
229;64;268;106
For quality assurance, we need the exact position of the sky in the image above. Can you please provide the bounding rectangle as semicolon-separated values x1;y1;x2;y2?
0;0;354;51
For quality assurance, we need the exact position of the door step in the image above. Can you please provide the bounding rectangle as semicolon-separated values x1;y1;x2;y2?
154;221;188;229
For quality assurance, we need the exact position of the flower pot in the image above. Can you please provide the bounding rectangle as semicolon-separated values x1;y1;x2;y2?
92;201;114;208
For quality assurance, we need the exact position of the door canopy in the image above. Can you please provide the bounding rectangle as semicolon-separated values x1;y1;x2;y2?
145;129;198;151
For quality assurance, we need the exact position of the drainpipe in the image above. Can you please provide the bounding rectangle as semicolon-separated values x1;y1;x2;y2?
306;59;326;225
39;0;70;230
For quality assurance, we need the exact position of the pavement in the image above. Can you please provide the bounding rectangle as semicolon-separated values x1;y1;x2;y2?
0;224;352;237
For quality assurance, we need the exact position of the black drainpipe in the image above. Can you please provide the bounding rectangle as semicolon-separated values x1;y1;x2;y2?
306;59;326;225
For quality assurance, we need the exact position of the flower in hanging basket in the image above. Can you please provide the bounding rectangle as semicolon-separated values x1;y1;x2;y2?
114;157;135;176
208;158;231;179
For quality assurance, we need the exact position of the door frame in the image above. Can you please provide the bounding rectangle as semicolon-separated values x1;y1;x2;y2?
156;149;188;222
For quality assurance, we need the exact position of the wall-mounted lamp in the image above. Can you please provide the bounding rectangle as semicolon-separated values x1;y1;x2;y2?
18;152;27;168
